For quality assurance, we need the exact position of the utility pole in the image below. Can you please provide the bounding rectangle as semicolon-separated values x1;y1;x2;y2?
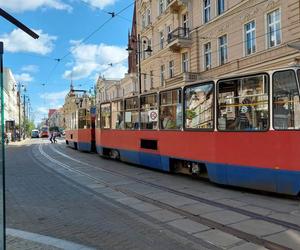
16;83;23;141
126;34;152;94
23;94;26;139
0;8;39;249
18;88;20;140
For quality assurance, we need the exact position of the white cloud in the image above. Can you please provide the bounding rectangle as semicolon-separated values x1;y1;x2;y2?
21;65;39;73
0;0;72;13
0;29;57;55
63;42;127;80
40;90;69;107
34;107;49;125
36;107;48;114
14;73;33;83
81;0;117;9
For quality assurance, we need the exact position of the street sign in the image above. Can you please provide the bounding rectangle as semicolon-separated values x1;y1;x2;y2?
148;110;158;122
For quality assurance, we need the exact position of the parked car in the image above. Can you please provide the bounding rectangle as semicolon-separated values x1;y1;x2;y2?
31;129;39;138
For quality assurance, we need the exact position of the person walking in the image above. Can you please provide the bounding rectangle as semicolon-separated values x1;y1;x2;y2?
53;131;57;143
49;131;53;143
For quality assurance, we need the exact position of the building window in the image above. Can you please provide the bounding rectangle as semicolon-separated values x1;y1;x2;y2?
182;52;189;73
160;65;165;86
203;0;211;23
150;71;154;89
182;13;189;37
204;42;211;70
160;31;164;49
217;0;224;15
147;8;151;25
245;21;256;55
148;39;152;56
167;25;172;41
218;35;227;65
142;42;146;60
159;0;165;15
267;9;281;48
142;13;146;30
169;60;174;78
143;74;147;92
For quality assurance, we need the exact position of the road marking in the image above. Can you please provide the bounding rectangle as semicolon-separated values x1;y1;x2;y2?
37;144;292;250
7;228;96;250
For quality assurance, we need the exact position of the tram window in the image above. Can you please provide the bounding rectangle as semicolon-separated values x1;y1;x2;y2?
96;104;101;128
86;109;91;128
71;111;77;129
125;97;139;129
111;100;124;129
78;108;87;129
160;89;182;130
217;74;269;131
185;82;214;129
273;70;300;130
140;94;158;130
100;103;111;129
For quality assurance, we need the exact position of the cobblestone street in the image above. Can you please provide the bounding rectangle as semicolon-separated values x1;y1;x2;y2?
4;139;300;249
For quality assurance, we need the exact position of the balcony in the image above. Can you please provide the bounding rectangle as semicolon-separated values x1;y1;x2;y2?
167;0;187;13
167;27;192;52
165;72;202;87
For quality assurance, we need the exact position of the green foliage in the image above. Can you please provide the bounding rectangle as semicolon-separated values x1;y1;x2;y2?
23;118;35;136
186;109;196;119
49;126;59;132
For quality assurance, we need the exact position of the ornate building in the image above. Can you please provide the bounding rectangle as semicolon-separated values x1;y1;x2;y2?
136;0;300;90
63;84;92;131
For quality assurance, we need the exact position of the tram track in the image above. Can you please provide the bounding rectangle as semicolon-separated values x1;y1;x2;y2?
51;142;300;233
38;143;294;250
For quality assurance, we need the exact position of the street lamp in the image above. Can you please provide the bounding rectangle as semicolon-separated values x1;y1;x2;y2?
126;34;152;94
13;82;25;141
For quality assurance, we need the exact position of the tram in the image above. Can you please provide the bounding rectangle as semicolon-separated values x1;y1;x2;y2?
40;125;49;138
65;107;96;152
64;90;96;152
94;68;300;196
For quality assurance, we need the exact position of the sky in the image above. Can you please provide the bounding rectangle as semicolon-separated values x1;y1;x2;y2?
0;0;134;124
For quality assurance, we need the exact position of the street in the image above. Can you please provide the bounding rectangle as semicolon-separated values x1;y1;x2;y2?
5;139;300;250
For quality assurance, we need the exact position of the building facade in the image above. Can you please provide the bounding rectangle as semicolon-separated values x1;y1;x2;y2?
95;77;122;103
63;86;93;131
3;68;24;140
96;3;138;103
136;0;300;90
48;108;65;129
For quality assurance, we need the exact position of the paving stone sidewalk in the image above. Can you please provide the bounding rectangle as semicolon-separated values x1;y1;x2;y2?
7;235;62;250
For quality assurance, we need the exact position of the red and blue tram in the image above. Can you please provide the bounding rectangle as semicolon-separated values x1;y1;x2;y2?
65;107;96;152
70;68;300;196
40;125;49;138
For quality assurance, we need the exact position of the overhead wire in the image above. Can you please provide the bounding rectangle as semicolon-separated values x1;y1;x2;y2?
40;0;135;90
60;1;135;61
121;0;273;54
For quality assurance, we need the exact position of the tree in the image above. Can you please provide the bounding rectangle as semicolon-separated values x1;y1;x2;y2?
23;118;35;137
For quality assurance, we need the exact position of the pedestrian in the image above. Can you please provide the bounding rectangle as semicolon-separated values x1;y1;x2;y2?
49;132;53;143
53;131;57;143
7;132;11;144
